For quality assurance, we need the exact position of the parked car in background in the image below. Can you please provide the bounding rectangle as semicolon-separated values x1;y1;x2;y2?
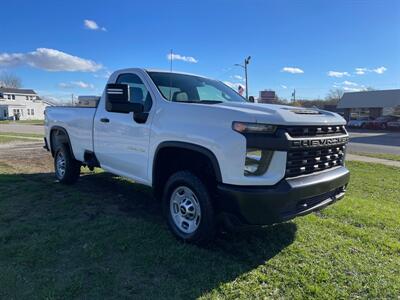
387;118;400;130
347;116;374;128
365;115;399;130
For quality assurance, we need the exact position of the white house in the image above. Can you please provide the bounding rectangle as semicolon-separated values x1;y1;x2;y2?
0;87;50;120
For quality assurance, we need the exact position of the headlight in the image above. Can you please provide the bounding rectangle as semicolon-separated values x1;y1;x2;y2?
244;148;274;176
233;122;277;134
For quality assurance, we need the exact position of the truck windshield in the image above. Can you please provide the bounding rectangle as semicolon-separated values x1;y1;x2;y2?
147;71;245;103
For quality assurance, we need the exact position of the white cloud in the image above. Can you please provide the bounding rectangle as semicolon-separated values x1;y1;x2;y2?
334;81;367;92
84;19;107;31
233;75;244;81
343;87;358;92
0;48;102;72
343;86;364;92
167;53;198;63
342;80;358;86
72;81;94;88
355;66;387;75
59;81;95;89
94;70;112;79
327;71;350;78
373;66;387;74
281;84;288;89
281;67;304;74
355;67;367;75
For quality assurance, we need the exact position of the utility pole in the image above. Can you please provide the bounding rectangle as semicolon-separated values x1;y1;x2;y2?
292;89;296;102
235;56;251;100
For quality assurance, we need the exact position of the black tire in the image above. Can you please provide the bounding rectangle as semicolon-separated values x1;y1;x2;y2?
162;170;216;244
54;144;81;185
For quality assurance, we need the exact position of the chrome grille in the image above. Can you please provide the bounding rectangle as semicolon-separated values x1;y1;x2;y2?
286;145;346;177
286;125;346;138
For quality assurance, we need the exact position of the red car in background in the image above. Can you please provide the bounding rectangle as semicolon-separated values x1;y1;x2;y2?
365;115;399;130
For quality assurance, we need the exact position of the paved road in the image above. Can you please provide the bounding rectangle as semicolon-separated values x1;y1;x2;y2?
347;129;400;155
0;124;44;135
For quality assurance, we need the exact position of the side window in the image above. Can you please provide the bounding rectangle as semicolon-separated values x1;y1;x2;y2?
116;73;152;112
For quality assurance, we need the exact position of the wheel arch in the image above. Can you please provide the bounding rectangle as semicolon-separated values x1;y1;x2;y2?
152;141;222;199
49;126;75;159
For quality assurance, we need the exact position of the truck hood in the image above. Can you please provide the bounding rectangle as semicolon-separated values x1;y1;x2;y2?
214;102;346;126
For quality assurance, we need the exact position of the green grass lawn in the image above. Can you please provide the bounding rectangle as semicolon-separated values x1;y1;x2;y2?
352;152;400;162
0;161;399;299
0;132;43;143
0;119;44;125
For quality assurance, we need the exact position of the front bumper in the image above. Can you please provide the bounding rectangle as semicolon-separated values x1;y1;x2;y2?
217;166;350;226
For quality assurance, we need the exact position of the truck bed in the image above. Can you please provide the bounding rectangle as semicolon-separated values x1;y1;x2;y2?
45;106;96;161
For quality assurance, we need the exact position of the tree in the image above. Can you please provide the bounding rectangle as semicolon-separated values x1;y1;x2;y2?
0;72;22;88
325;88;344;103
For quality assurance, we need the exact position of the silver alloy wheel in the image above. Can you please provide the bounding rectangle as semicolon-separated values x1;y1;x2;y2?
56;151;66;178
170;186;201;234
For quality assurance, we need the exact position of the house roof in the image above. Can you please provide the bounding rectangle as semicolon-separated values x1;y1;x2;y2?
337;89;400;109
0;87;37;95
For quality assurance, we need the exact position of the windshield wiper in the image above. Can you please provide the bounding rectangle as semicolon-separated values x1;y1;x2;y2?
198;100;223;104
172;100;223;104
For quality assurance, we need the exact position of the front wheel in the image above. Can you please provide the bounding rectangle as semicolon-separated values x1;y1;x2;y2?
163;171;216;244
54;144;81;184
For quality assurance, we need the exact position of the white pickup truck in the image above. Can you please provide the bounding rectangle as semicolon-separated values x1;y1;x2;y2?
44;68;350;243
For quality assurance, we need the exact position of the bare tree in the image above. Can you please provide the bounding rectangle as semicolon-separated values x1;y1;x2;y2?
325;88;344;103
0;72;22;88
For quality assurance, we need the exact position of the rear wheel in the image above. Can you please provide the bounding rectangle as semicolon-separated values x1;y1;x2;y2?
163;171;216;244
54;144;81;184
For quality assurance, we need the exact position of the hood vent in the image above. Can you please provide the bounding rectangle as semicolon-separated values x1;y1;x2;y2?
290;109;321;115
280;107;322;115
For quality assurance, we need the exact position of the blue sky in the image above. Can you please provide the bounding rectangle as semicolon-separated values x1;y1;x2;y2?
0;0;399;101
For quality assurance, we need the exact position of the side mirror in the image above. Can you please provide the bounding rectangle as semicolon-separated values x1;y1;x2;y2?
248;96;255;103
105;83;143;113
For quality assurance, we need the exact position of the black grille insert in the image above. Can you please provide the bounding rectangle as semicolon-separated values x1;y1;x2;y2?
286;125;346;138
286;145;346;177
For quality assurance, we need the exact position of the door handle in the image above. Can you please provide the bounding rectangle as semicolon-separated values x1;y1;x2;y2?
100;118;110;123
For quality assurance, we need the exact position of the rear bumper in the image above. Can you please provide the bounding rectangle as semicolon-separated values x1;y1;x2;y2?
217;166;350;226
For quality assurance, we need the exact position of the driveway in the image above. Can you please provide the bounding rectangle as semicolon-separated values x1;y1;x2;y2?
0;124;44;135
347;129;400;155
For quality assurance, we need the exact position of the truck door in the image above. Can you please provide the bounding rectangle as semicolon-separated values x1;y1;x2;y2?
93;71;153;184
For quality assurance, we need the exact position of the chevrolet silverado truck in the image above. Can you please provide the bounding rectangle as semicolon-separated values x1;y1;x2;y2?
44;68;350;243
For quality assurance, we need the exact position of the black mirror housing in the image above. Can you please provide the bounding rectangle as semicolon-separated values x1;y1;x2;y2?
248;96;255;103
105;83;144;113
107;101;144;114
